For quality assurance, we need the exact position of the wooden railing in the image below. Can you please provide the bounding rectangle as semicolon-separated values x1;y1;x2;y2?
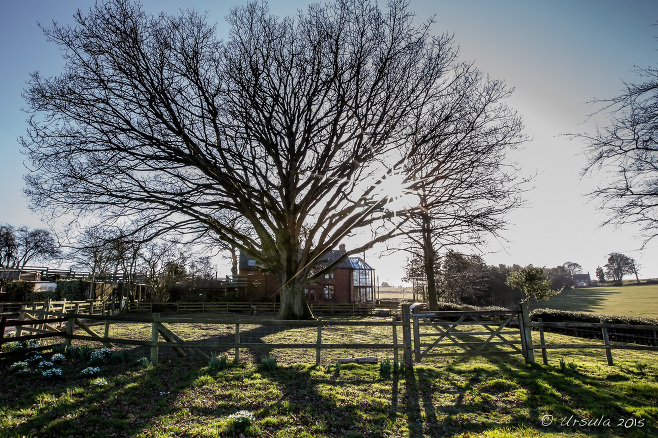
124;301;401;316
1;309;402;366
528;319;658;366
3;304;658;368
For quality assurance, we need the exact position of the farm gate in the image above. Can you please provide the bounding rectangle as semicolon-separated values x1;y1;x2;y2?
406;304;533;364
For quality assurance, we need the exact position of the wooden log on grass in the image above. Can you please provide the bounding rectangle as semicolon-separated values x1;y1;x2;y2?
337;357;378;364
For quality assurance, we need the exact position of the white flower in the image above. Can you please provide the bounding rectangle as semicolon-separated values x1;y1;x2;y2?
9;361;28;372
227;410;256;421
92;377;108;386
41;368;63;377
81;366;101;376
38;361;55;369
51;353;66;362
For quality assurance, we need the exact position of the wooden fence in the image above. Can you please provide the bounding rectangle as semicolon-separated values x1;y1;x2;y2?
1;309;402;366
3;303;657;367
528;319;658;366
124;301;400;316
1;299;120;316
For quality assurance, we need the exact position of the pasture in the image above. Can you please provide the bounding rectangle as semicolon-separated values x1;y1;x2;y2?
537;284;658;319
1;319;657;437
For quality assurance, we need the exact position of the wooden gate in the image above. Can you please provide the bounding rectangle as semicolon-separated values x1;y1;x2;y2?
411;308;526;362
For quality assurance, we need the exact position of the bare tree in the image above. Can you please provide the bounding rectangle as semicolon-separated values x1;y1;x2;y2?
139;239;188;302
67;225;117;298
562;261;583;277
22;0;521;318
398;67;526;310
9;226;61;269
579;46;658;244
0;225;18;268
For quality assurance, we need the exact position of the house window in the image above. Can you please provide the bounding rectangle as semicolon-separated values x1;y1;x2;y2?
305;288;316;301
325;271;334;280
323;285;334;300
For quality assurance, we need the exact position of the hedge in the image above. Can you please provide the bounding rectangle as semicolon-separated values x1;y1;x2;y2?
55;279;90;301
531;308;658;346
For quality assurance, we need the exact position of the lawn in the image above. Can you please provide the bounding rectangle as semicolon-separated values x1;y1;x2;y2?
536;284;658;319
1;326;657;437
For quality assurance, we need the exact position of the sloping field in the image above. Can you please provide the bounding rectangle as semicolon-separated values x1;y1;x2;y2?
537;284;658;319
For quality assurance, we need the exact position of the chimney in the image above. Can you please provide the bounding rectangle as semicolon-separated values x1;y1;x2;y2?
339;243;346;253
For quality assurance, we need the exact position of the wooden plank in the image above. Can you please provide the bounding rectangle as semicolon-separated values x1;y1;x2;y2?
74;318;113;348
157;323;187;357
0;316;6;352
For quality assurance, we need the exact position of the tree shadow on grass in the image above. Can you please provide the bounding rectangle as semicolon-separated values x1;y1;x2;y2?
538;287;623;314
395;354;658;437
2;357;204;438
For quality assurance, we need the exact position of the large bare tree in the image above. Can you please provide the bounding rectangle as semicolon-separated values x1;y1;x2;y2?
22;0;520;318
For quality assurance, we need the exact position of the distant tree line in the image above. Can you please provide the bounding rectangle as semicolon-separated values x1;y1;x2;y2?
1;222;223;302
403;251;644;308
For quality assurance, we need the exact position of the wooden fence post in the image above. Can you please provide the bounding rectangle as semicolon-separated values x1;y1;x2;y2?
15;307;26;338
316;318;322;367
151;313;160;366
401;303;412;368
600;319;614;366
0;316;6;352
392;320;399;366
538;318;548;365
412;312;421;363
518;303;535;364
66;315;74;349
234;319;240;363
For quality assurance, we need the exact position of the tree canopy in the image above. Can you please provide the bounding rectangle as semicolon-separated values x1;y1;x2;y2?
0;224;60;269
506;265;562;305
579;40;658;244
22;0;523;318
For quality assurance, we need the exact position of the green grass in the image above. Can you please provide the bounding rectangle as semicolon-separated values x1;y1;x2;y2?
1;328;657;437
537;284;658;319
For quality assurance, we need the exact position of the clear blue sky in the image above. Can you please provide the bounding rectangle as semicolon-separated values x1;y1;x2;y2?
1;0;657;284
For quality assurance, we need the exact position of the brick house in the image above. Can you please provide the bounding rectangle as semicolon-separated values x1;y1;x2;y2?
573;273;592;287
238;244;376;304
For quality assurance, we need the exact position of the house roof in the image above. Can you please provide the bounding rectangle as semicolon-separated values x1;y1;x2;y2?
573;273;591;282
239;249;374;271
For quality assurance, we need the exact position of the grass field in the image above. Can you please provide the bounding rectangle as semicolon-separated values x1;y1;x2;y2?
536;284;658;319
2;318;657;437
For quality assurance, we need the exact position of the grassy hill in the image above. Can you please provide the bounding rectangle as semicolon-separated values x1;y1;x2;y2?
536;284;658;319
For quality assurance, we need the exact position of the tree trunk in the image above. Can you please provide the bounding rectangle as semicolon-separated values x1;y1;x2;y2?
421;213;439;311
278;280;315;320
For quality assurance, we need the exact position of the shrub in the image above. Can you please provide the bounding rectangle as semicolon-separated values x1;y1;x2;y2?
208;353;229;373
41;368;63;377
6;281;35;301
334;361;341;377
67;345;92;361
380;359;392;378
9;361;29;373
223;411;257;436
110;350;129;364
261;356;277;372
81;366;101;376
51;353;66;363
136;357;151;368
55;279;89;301
89;347;112;365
